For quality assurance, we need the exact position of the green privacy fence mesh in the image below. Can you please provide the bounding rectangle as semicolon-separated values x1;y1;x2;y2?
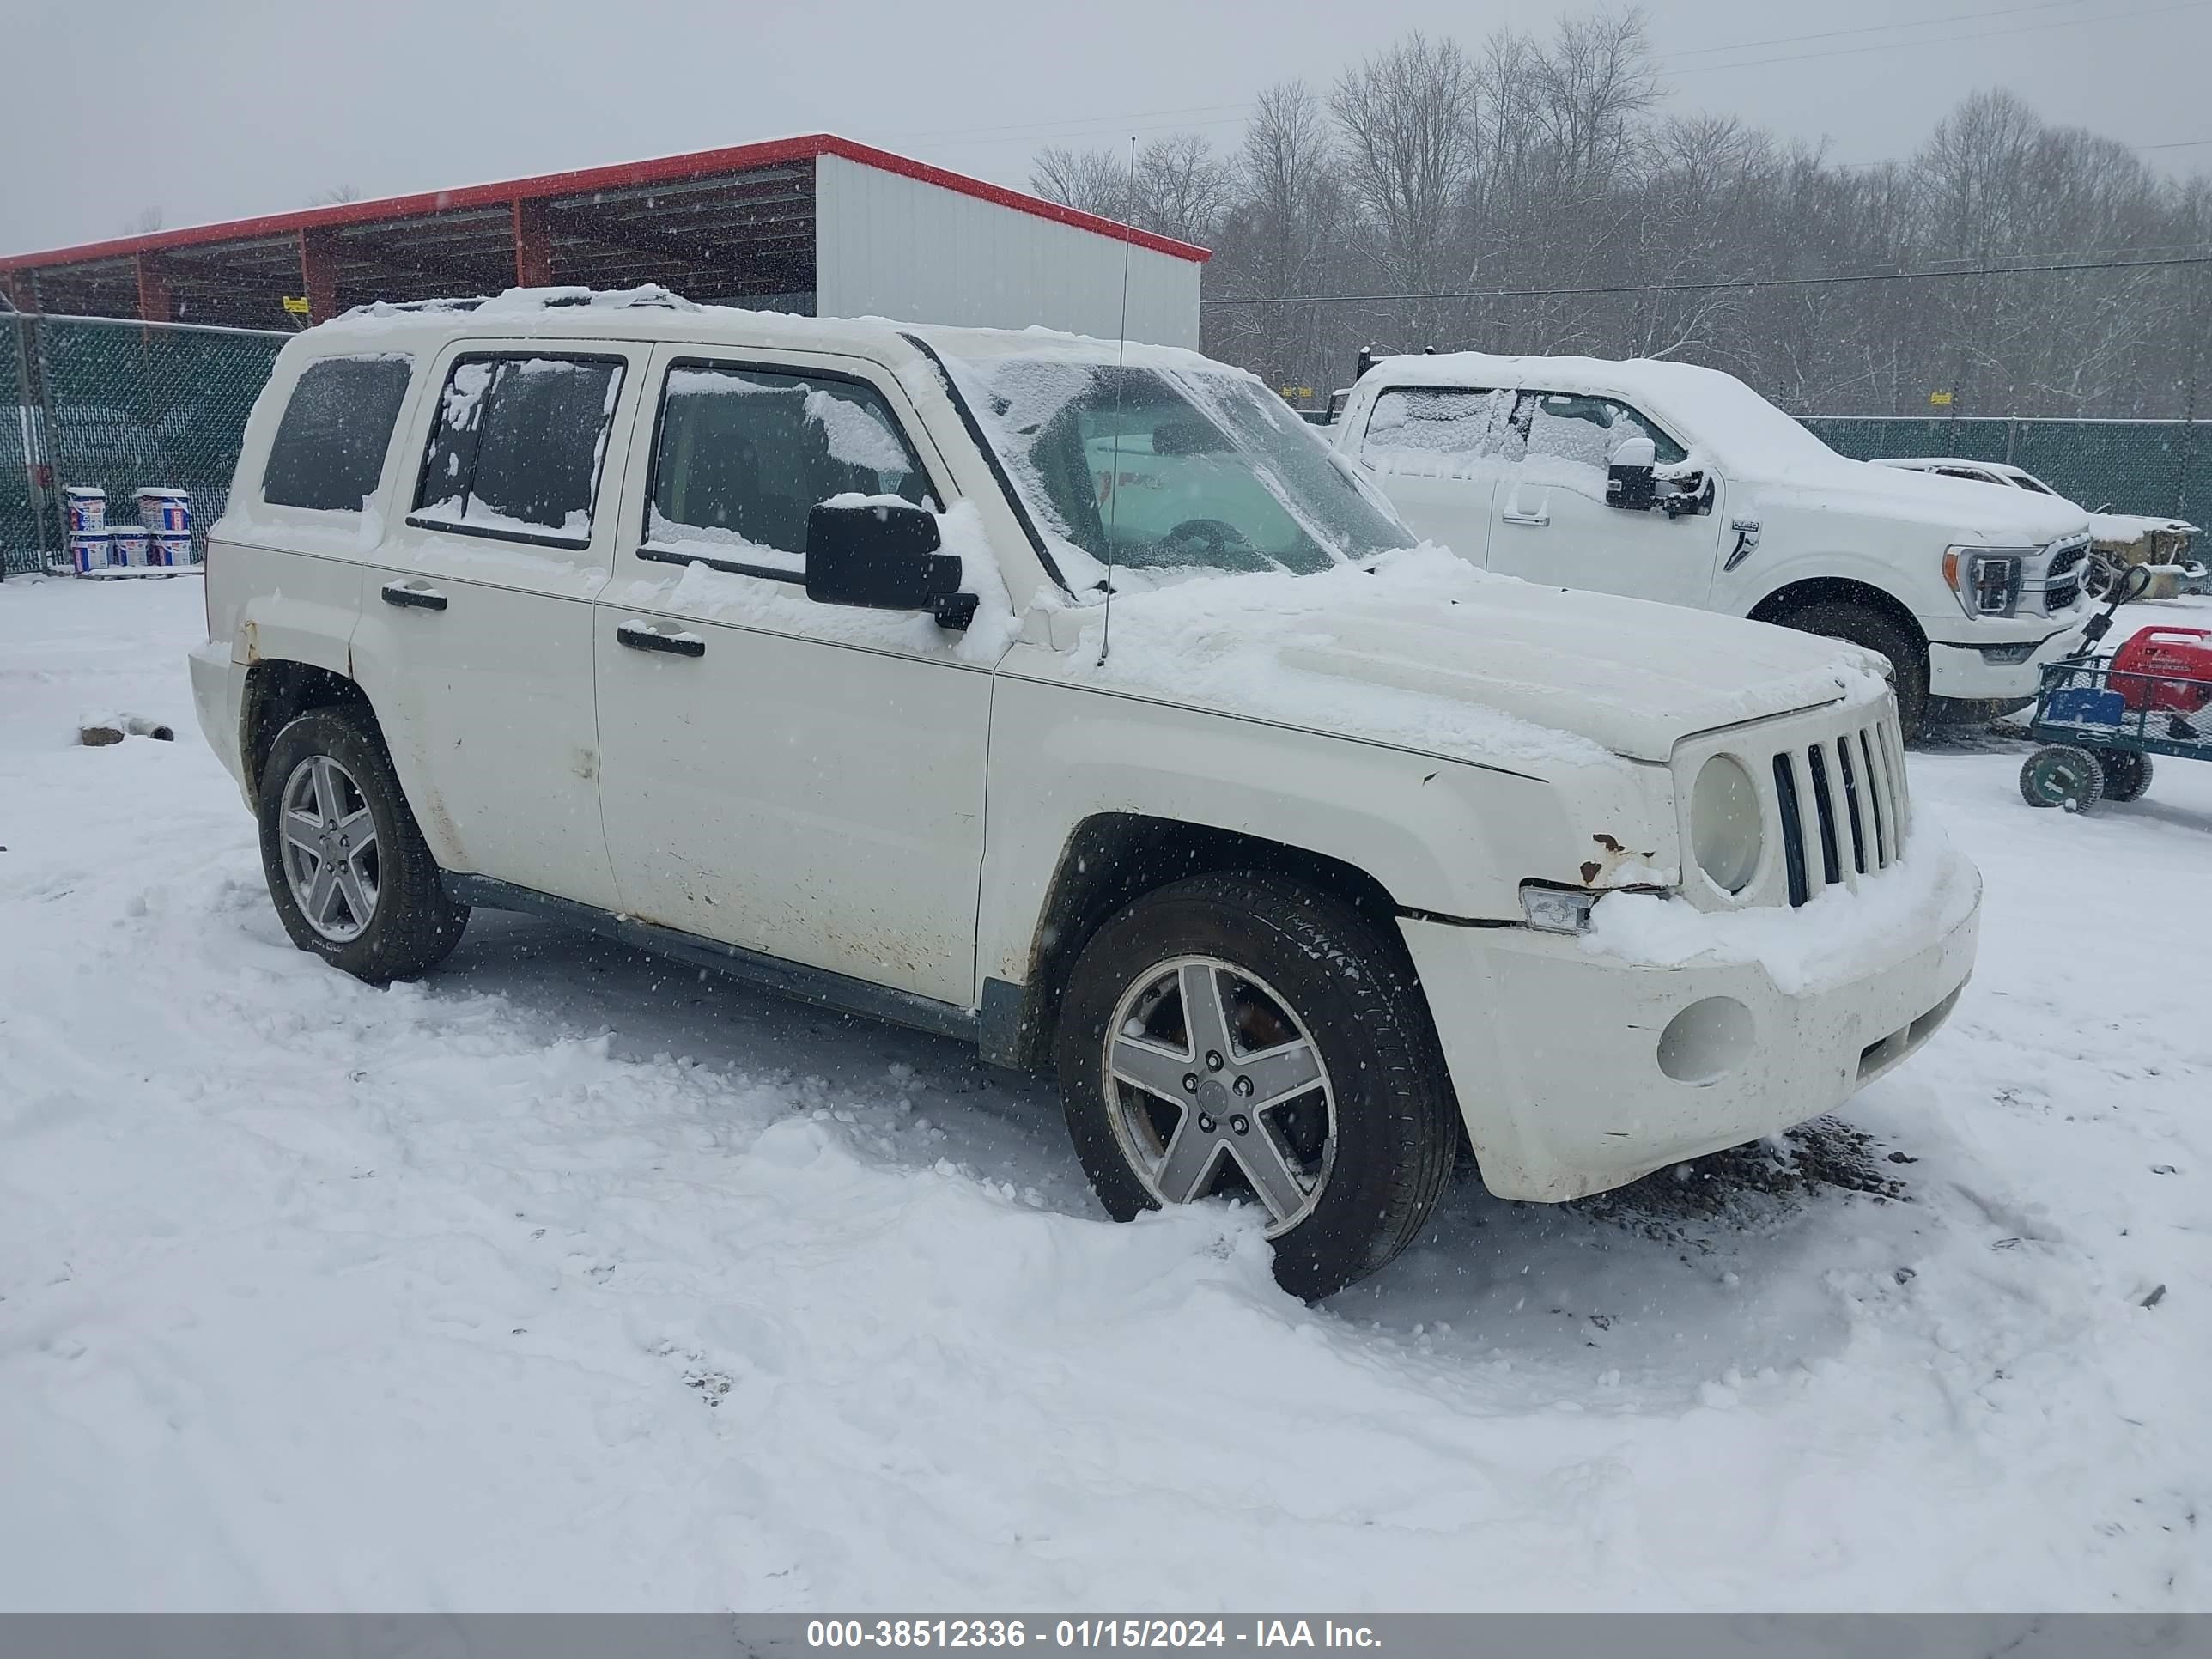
1797;416;2210;526
2;312;286;576
6;316;2209;577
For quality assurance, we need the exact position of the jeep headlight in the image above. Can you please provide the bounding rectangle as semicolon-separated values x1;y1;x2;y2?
1690;756;1763;894
1942;544;2028;618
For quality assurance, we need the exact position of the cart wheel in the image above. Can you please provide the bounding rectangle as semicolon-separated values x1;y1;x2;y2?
2099;750;2153;803
2019;745;2106;811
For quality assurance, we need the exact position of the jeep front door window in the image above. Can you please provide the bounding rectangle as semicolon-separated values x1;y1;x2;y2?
643;362;936;580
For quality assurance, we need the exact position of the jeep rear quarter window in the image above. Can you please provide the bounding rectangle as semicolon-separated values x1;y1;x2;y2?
643;363;934;579
261;355;414;512
412;355;624;544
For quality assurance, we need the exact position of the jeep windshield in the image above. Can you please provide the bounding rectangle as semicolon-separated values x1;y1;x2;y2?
942;349;1413;581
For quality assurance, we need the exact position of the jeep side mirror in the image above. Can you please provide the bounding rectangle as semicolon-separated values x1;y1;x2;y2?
805;500;976;629
1606;435;1658;510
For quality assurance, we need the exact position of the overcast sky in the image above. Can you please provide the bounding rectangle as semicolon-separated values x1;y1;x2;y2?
6;0;2209;255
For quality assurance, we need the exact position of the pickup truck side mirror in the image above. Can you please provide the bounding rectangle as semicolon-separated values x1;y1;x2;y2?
1606;435;1658;511
805;500;976;629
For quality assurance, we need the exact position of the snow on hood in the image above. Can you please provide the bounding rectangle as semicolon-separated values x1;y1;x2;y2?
1366;352;2088;544
1028;546;1887;769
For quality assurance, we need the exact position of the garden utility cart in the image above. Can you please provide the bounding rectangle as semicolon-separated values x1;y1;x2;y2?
2021;565;2212;811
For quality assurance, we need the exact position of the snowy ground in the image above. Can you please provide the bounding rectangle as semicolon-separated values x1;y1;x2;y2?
1;574;2208;1613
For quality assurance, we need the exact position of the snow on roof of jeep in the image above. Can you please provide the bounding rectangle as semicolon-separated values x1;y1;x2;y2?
312;287;1217;374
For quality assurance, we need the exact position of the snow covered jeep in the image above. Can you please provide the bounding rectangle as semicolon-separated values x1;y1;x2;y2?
1330;353;2096;734
190;289;1981;1297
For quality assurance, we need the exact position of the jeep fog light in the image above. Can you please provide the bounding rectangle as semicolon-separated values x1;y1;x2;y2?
1691;755;1763;894
1656;997;1756;1085
1520;884;1600;934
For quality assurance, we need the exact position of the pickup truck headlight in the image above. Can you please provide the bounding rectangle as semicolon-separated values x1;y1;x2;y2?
1942;545;2028;618
1690;755;1763;894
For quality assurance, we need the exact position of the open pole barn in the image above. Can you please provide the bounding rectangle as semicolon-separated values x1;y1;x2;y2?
0;134;1208;346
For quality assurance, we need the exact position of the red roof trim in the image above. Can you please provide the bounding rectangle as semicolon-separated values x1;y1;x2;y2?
0;133;1210;275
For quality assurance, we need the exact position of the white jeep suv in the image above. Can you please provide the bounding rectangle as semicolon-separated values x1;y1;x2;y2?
1330;352;2095;734
190;288;1981;1297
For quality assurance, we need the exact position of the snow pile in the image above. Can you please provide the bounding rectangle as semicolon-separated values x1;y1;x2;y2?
1581;821;1980;994
1;580;2209;1611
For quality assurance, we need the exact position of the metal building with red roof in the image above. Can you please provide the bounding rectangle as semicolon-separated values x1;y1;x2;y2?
0;135;1208;345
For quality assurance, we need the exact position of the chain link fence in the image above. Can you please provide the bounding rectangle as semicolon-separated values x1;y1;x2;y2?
1799;416;2210;526
3;312;286;577
4;313;2209;580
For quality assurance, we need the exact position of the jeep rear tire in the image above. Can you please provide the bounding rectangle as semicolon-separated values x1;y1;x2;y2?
1054;873;1459;1300
258;708;469;982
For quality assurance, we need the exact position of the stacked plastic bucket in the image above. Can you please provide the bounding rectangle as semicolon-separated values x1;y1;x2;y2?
65;488;109;573
137;489;193;568
63;487;192;573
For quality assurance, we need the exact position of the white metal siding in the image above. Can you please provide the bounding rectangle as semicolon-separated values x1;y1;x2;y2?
812;154;1201;348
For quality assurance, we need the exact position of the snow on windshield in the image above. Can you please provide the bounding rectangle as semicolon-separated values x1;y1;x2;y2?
941;347;1413;589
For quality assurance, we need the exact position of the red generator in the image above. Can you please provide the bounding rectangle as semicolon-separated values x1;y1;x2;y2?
2111;627;2212;716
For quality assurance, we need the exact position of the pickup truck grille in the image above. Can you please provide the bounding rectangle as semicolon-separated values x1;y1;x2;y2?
2039;538;2089;615
1768;714;1910;906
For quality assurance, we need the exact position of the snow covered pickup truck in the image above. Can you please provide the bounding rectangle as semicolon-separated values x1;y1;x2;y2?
190;288;1980;1297
1330;353;2096;734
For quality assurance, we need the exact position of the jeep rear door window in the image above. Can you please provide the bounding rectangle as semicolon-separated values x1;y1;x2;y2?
1523;392;1688;471
413;355;623;544
643;363;933;578
1361;386;1519;475
262;355;414;512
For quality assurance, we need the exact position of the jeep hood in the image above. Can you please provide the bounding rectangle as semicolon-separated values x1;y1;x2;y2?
1024;547;1886;769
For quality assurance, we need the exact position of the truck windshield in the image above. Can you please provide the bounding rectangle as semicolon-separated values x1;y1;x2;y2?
945;353;1413;580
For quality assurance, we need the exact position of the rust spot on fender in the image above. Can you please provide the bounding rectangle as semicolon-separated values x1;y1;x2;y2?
240;618;261;664
1585;831;1661;885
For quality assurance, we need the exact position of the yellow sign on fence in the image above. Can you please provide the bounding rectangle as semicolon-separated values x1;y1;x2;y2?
281;295;311;316
1929;389;1954;407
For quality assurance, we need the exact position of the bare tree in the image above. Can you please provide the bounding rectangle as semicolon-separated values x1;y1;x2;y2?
1037;12;2212;421
1331;32;1480;342
124;206;165;234
310;185;367;206
1030;147;1129;219
1129;134;1236;246
1528;9;1659;201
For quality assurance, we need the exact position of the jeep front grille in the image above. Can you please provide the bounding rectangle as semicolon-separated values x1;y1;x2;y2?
1770;714;1909;906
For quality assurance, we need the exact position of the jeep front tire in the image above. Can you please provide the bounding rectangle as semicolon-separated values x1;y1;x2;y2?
1054;873;1459;1300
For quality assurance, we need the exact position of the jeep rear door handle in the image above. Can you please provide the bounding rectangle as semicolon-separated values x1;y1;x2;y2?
616;620;706;659
381;580;447;611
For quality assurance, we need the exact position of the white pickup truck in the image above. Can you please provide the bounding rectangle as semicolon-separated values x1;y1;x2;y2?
191;289;1979;1297
1329;353;2094;733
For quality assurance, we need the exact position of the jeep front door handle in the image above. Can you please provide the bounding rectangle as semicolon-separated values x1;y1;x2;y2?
381;580;448;611
616;620;706;659
1500;509;1550;527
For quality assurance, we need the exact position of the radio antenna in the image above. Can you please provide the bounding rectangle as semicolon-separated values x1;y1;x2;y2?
1097;134;1136;668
